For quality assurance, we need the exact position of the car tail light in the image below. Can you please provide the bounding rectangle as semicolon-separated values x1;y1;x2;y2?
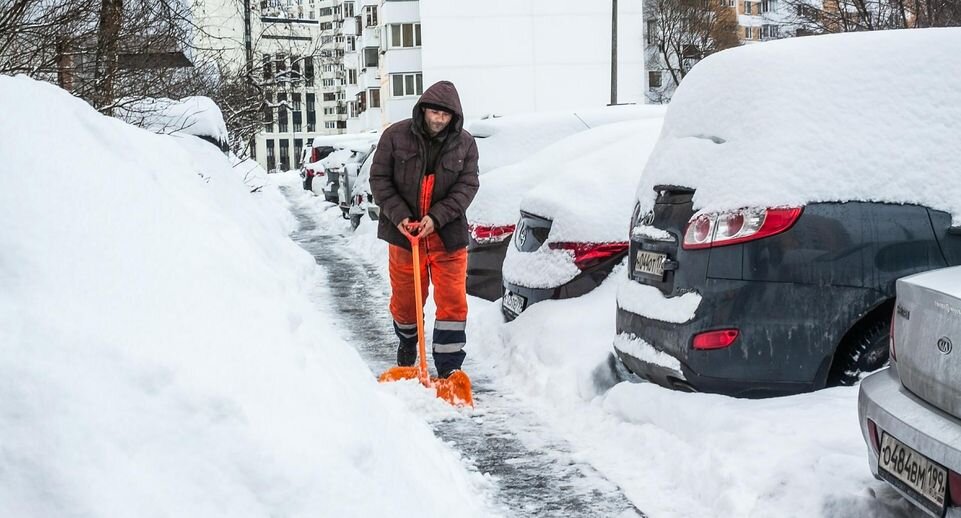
548;242;629;270
355;195;363;205
470;224;515;245
310;148;320;162
692;329;739;350
682;207;803;250
866;419;880;454
950;469;961;506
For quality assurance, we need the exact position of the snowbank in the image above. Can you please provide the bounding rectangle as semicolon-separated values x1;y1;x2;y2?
467;270;913;518
0;75;494;517
637;28;961;223
467;104;666;173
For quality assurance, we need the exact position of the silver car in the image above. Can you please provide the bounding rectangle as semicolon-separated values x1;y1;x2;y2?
859;266;961;517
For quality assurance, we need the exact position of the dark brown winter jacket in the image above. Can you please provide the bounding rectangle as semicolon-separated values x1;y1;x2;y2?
370;81;480;251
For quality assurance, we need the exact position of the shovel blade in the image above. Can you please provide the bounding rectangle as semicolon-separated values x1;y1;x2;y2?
378;366;421;383
378;367;474;408
433;370;474;408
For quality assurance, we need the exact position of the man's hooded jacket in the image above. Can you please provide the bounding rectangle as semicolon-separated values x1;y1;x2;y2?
370;81;480;251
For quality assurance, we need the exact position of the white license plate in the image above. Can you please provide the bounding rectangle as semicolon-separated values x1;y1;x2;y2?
879;432;948;514
502;291;527;316
634;250;667;279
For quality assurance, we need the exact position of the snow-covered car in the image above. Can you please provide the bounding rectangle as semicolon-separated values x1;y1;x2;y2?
499;118;664;320
858;266;961;518
335;138;377;221
466;106;667;301
615;28;961;397
346;143;379;230
302;134;375;199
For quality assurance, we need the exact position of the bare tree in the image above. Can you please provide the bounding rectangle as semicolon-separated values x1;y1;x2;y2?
645;0;740;102
783;0;961;34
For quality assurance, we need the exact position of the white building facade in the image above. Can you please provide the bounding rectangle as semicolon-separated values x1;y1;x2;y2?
332;0;644;132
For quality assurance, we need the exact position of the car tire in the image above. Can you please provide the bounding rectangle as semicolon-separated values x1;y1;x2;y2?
350;214;362;230
303;176;312;191
829;317;890;386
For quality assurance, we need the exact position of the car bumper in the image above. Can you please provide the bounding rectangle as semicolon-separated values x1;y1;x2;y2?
859;366;961;517
615;278;879;397
467;239;511;301
501;252;624;321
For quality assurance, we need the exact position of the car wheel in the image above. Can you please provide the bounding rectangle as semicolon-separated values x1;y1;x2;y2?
828;317;890;386
350;214;362;229
303;176;312;191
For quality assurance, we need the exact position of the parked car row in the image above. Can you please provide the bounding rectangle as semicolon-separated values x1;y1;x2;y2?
456;28;961;518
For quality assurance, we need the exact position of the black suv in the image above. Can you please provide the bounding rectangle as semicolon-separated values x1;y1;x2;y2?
615;189;961;397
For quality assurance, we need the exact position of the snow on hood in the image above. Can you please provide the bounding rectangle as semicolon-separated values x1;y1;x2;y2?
0;75;494;516
116;96;229;148
467;104;666;173
637;28;961;223
522;118;664;243
501;118;664;289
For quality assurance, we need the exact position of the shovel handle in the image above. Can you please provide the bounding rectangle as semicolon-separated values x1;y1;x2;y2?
407;226;429;387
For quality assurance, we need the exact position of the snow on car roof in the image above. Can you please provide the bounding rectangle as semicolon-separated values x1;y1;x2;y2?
468;117;665;228
115;96;229;145
637;28;961;223
467;104;666;173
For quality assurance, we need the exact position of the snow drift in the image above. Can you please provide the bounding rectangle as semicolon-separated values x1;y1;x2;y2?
0;75;493;517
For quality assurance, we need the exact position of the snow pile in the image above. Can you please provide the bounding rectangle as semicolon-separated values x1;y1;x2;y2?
0;75;495;517
116;96;229;148
638;28;961;223
501;118;663;289
466;271;912;518
467;104;666;173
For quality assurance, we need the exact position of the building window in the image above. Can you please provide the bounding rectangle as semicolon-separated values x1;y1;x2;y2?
344;1;354;18
391;72;423;97
648;71;662;89
744;26;752;38
646;20;656;45
304;56;314;86
263;93;274;132
279;139;290;171
363;5;377;27
368;88;380;109
266;139;276;171
347;69;357;85
249;138;256;159
307;93;316;131
388;23;422;48
745;1;752;14
294;138;304;166
346;35;356;52
262;53;272;81
277;93;289;133
363;47;379;68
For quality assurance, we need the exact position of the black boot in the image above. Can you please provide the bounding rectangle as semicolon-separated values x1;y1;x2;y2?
397;341;417;367
393;321;418;367
433;350;466;378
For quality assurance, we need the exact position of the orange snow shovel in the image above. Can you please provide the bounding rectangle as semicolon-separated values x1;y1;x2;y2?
378;226;474;408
